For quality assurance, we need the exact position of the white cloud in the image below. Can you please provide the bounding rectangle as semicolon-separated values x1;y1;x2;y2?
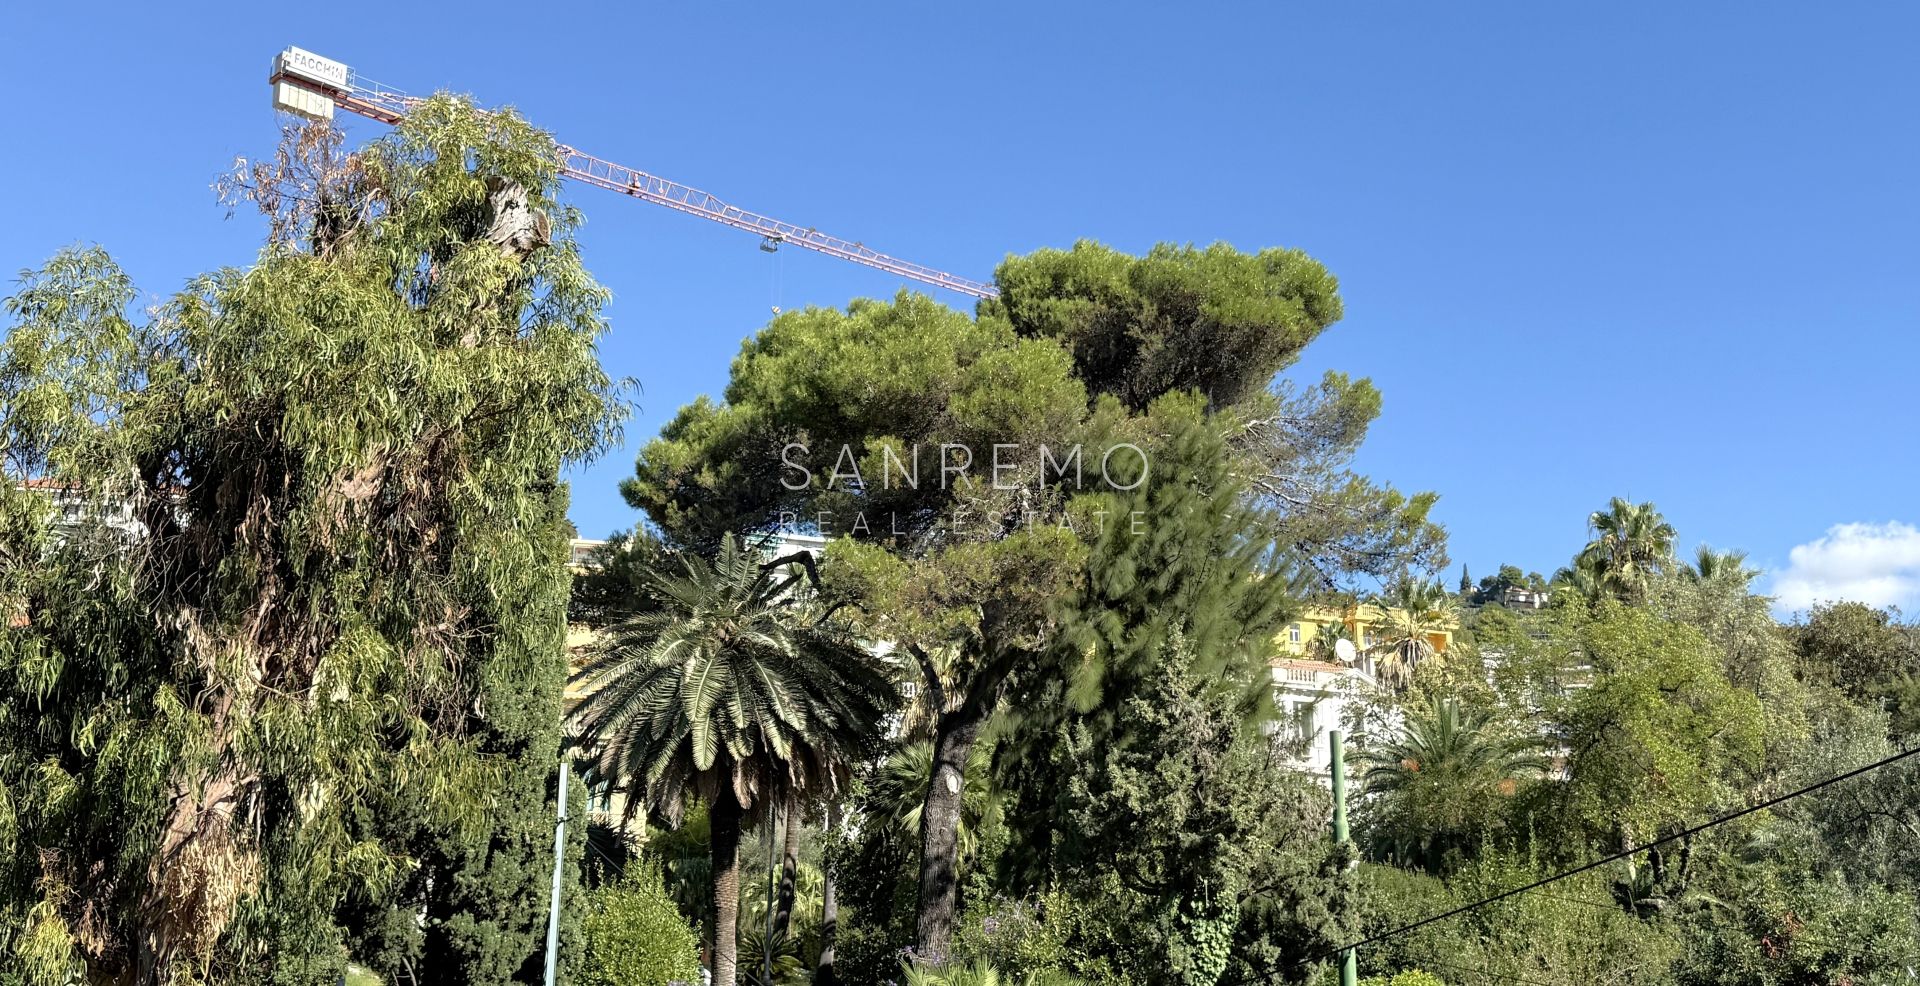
1769;521;1920;614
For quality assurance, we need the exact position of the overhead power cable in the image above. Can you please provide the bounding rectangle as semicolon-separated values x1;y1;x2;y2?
1220;742;1920;986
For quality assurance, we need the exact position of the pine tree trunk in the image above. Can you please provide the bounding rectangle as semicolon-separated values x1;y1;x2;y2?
775;793;801;935
711;793;745;986
914;697;991;961
817;800;841;986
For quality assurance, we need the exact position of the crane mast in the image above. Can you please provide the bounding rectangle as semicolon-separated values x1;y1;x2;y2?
267;47;998;300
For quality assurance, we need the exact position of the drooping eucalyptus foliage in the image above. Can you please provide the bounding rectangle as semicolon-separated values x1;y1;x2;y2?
0;98;621;983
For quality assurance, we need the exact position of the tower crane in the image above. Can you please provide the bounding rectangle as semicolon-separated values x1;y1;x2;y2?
266;47;998;299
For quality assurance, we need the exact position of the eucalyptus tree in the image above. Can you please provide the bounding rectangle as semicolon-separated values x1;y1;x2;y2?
568;536;894;986
0;100;622;984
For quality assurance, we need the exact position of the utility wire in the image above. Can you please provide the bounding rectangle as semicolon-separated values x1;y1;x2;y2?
1223;742;1920;986
585;836;630;881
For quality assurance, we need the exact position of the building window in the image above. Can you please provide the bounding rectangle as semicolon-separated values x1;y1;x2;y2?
1288;623;1302;644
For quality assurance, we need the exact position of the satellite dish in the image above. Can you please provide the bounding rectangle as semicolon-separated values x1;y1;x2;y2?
1333;638;1358;664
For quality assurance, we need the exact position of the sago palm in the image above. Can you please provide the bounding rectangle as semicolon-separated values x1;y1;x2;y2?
569;535;896;986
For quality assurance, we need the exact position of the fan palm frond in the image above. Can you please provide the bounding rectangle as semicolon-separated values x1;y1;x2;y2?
1573;497;1677;602
1365;572;1455;691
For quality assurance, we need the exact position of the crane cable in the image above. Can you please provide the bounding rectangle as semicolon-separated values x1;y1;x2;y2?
769;240;785;316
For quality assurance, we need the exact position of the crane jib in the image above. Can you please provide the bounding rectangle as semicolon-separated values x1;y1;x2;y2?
266;53;998;300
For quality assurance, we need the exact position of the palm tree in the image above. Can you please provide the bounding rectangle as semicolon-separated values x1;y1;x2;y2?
1575;497;1676;601
1365;574;1455;691
866;740;1004;866
569;535;896;986
1306;620;1351;663
1356;695;1546;870
1683;545;1755;586
1551;556;1608;605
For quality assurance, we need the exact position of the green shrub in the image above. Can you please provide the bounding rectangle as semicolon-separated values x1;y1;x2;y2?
1353;858;1681;986
1360;972;1446;986
577;865;702;986
902;958;1087;986
1670;875;1920;985
830;920;908;986
952;891;1138;986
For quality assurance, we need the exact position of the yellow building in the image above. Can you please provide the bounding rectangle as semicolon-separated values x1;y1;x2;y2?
1274;603;1455;661
1267;603;1457;784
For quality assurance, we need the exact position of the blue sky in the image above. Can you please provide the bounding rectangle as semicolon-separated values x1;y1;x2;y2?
5;3;1917;612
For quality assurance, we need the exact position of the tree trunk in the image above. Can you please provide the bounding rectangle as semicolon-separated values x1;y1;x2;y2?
913;695;993;961
775;793;801;936
139;692;252;984
711;793;745;986
817;800;841;986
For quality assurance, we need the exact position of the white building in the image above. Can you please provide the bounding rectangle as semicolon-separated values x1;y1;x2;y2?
1270;657;1376;785
15;477;147;541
